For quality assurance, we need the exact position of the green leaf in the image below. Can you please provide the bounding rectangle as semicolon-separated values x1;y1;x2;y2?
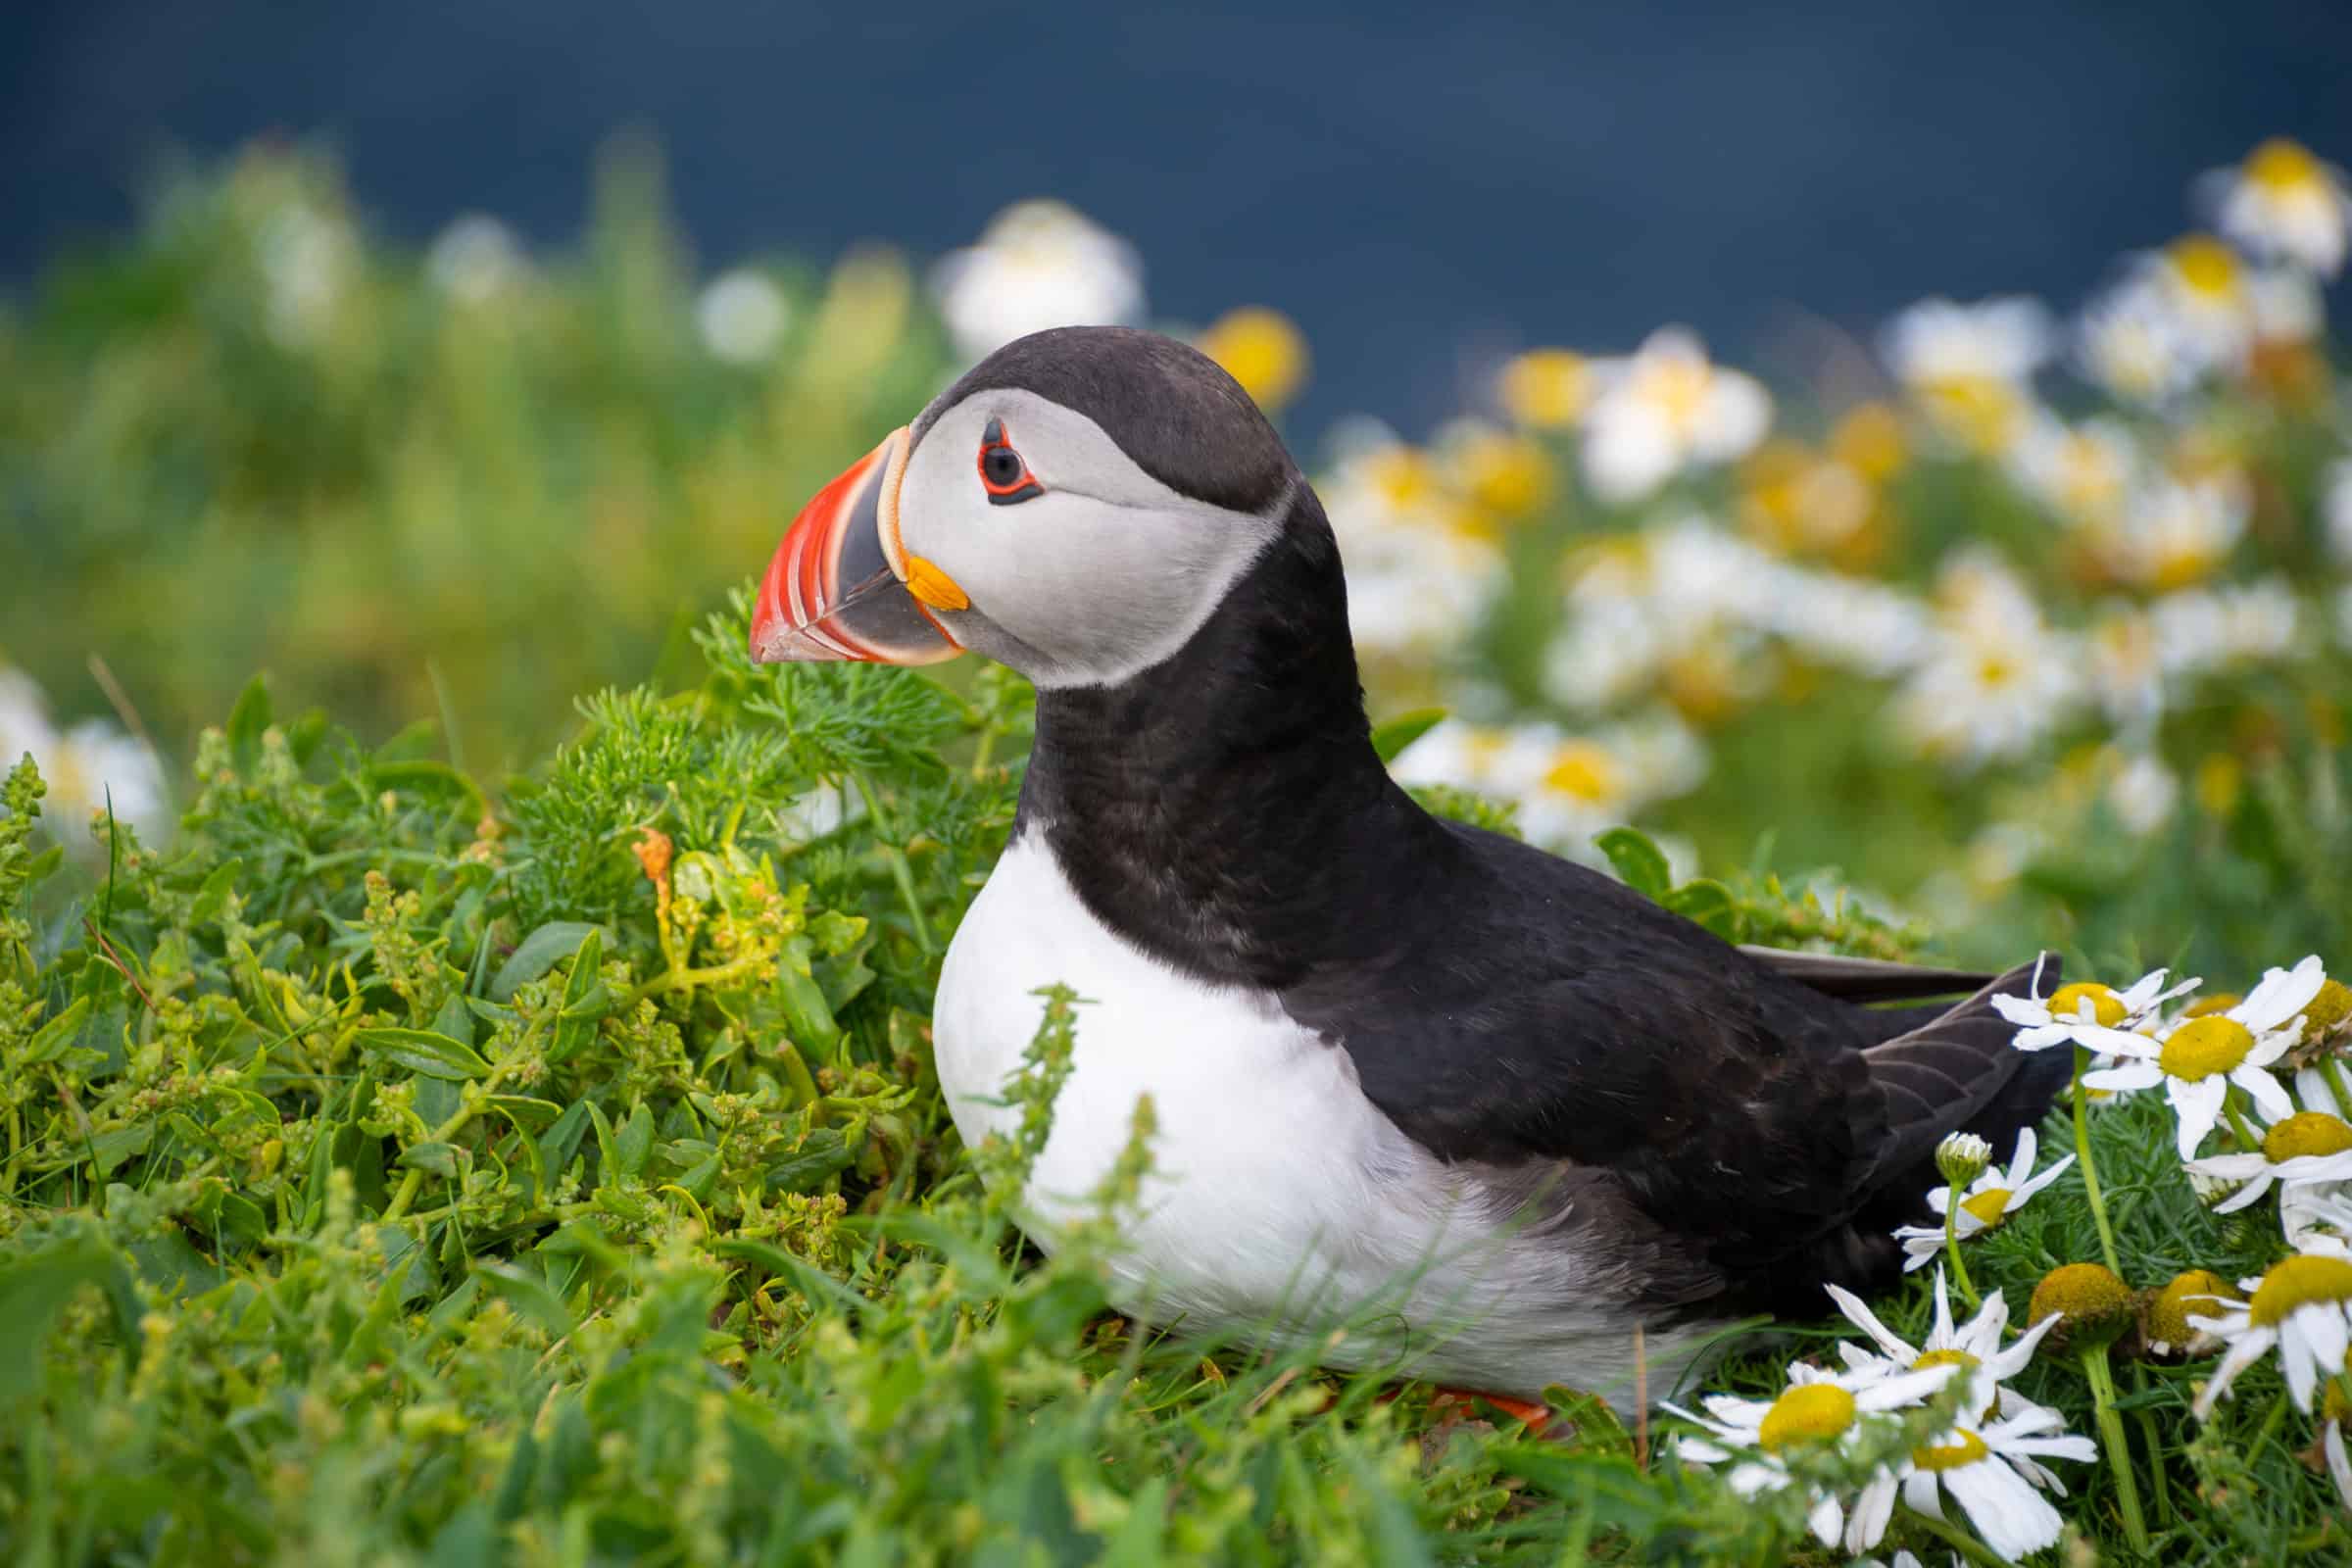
1592;827;1671;901
224;674;271;776
1662;877;1740;941
0;1238;141;1402
429;992;475;1049
491;921;607;1003
191;858;243;925
356;1027;490;1082
482;1096;564;1134
23;996;92;1064
397;1141;463;1177
537;1102;591;1182
548;928;607;1064
614;1102;653;1178
472;1260;576;1340
1369;707;1447;764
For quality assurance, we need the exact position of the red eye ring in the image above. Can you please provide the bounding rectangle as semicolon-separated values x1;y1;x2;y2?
977;417;1045;506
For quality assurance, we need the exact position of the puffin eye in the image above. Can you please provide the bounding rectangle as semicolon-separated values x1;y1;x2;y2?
977;417;1045;506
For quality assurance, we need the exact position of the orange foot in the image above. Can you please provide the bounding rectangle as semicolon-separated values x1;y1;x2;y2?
1425;1387;1554;1437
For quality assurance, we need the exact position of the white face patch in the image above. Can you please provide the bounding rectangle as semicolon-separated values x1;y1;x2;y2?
895;388;1288;687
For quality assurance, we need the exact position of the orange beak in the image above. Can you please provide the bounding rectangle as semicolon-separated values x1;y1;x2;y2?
749;426;963;665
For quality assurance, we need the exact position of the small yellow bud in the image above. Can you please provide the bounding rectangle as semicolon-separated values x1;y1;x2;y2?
2030;1262;2135;1350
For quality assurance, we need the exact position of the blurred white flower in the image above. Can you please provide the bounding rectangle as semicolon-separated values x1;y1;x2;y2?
1580;328;1771;503
1881;296;2052;453
2201;138;2352;277
2104;472;2249;592
2149;578;2298;676
1320;432;1503;662
1894;555;2079;766
0;669;171;851
2075;277;2200;405
2007;416;2137;528
2107;753;2179;836
425;215;527;306
696;270;792;365
2247;266;2324;343
1391;713;1706;858
930;200;1144;363
256;199;353;346
2141;236;2255;377
2082;608;2162;727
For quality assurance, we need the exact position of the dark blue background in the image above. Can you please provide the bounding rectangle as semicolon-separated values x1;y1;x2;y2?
7;1;2349;437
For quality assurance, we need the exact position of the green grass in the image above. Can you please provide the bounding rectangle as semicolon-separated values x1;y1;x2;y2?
3;593;2348;1565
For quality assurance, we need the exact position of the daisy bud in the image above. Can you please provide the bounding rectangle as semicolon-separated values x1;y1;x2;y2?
2143;1268;2240;1358
1936;1131;1993;1188
2029;1262;2136;1351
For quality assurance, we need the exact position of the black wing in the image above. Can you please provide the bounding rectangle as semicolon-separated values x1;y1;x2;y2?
1282;822;2052;1311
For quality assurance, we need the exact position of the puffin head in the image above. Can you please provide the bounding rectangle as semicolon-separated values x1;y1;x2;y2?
749;326;1300;687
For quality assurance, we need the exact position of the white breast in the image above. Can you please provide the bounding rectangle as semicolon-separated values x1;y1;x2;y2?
933;831;1718;1407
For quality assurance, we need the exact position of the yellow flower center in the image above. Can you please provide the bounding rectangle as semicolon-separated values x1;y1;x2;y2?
2147;1268;2240;1348
1757;1382;1857;1452
2302;979;2352;1039
1454;431;1554;518
2048;981;2127;1028
2263;1112;2352;1163
1198;307;1309;413
1960;1188;2013;1228
1913;1348;1997;1421
2326;1374;2352;1426
2246;137;2325;195
1638;356;1715;432
2157;1015;2255;1082
2183;992;2243;1018
1910;1428;1990;1473
2167;234;2241;301
1365;447;1437;512
2248;1255;2352;1329
1497;349;1591;430
1974;652;2020;690
1918;375;2023;453
1543;742;1621;804
2030;1262;2133;1329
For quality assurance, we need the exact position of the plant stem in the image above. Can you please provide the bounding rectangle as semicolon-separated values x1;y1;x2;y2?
2322;1056;2352;1120
2072;1045;2123;1277
2081;1346;2149;1554
2220;1084;2261;1152
381;1068;509;1223
621;951;775;1007
1897;1504;2005;1568
2251;1388;2293;1455
851;770;935;958
1941;1189;1980;1308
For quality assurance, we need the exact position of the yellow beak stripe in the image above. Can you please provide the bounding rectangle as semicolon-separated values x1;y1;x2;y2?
903;555;970;612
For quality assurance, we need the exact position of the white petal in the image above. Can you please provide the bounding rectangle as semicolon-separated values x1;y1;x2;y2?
1990;994;2048;1026
1805;1490;1843;1546
1991;1308;2064;1377
2171;1075;2229;1159
1901;1468;1943;1521
1827;1282;1922;1363
2245;1031;2298;1070
2194;1328;2277;1417
2294;1304;2351;1389
2281;1317;2323;1411
2010;1152;2078;1203
1948;1457;2066;1560
2327;1421;2352;1513
2212;1172;2277;1213
2083;1061;2163;1091
1727;1459;1787;1497
1931;1268;1958;1346
2004;1127;2038;1186
2238;956;2327;1032
2235;1064;2296;1121
2186;1152;2274;1179
1857;1363;1963;1411
1845;1471;1899;1554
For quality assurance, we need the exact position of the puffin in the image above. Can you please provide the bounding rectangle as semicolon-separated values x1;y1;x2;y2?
748;325;2067;1411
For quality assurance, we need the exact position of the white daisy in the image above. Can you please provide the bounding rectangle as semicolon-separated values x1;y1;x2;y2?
2185;1099;2352;1213
1668;1361;1957;1554
2188;1251;2352;1415
1989;965;2195;1054
2200;137;2352;278
2076;277;2200;406
1580;327;1772;504
2083;956;2328;1159
1893;1129;2076;1272
1825;1266;2062;1425
1898;1406;2097;1563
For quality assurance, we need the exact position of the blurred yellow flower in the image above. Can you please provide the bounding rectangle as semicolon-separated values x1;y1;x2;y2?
2206;137;2352;277
1497;348;1592;429
1440;419;1555;522
1199;306;1310;412
1830;402;1907;483
2196;753;2243;817
1738;440;1873;559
